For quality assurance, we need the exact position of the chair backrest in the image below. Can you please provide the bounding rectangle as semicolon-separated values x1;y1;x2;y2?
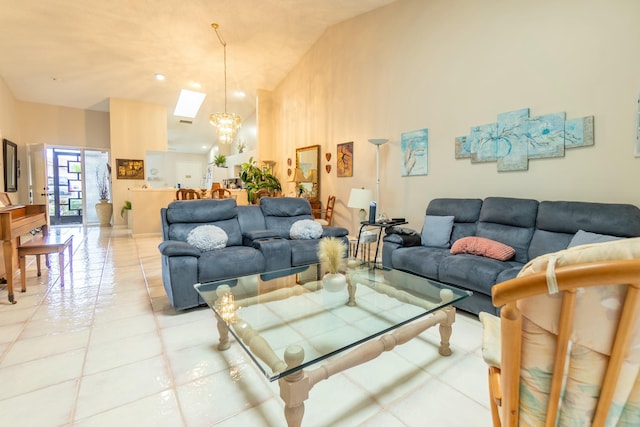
323;195;336;226
491;239;640;427
212;188;232;199
176;189;200;200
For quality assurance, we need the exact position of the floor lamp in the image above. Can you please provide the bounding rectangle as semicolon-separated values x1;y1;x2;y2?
368;138;388;216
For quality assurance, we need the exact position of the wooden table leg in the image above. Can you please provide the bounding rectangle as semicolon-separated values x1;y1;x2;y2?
278;345;309;427
3;240;15;304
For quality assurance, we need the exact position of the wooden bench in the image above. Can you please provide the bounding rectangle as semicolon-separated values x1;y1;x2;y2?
18;231;73;293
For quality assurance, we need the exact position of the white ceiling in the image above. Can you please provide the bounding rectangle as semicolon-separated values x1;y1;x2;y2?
0;0;397;153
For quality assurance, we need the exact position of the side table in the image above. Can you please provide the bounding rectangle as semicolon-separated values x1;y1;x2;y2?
355;219;408;263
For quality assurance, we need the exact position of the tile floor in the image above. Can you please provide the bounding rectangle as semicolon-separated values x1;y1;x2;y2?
0;226;492;426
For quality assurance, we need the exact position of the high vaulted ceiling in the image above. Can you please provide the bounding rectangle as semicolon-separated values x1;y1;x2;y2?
0;0;397;153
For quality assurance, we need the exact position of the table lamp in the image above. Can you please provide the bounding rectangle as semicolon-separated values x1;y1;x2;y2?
289;168;306;196
348;188;373;222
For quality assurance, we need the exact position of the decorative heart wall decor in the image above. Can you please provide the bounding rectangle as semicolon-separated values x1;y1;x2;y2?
325;165;332;173
325;153;331;161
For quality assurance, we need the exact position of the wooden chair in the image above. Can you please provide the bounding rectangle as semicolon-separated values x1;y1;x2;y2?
313;195;335;226
176;189;200;200
253;189;271;204
212;188;234;199
479;239;640;427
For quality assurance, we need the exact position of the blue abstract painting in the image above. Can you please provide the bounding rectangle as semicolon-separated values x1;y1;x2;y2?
401;128;428;176
455;108;594;172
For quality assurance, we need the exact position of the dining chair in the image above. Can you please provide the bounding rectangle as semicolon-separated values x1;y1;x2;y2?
175;189;200;200
313;195;335;226
479;238;640;427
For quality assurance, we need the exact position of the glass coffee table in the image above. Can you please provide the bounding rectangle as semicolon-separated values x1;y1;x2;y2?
194;261;471;427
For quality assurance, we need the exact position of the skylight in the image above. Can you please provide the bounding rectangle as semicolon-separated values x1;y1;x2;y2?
174;89;206;118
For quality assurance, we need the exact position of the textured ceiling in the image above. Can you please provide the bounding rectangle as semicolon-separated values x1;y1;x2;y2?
0;0;396;153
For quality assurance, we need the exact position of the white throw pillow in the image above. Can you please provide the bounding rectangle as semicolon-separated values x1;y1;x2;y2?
421;215;455;247
290;219;323;240
187;225;228;251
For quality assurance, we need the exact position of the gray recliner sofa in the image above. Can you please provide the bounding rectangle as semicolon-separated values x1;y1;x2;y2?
383;197;640;316
159;197;349;310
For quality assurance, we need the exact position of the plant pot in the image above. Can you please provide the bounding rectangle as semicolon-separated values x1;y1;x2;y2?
323;272;346;292
95;200;113;227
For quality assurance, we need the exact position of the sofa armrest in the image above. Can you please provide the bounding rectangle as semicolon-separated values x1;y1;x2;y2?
242;229;285;246
321;226;349;238
158;240;201;257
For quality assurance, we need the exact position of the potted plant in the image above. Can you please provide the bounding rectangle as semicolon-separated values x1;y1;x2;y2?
213;154;227;167
239;157;282;204
317;237;347;292
95;163;112;227
120;200;132;228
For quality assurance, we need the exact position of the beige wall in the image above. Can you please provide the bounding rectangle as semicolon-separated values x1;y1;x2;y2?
269;0;640;232
109;98;167;225
0;77;21;204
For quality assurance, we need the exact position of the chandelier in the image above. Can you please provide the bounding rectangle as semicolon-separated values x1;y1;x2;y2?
209;23;242;144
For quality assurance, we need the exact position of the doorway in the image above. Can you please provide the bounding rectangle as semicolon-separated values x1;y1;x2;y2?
48;148;83;225
29;145;110;226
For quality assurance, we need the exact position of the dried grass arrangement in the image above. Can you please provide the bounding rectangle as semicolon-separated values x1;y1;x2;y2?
317;237;347;274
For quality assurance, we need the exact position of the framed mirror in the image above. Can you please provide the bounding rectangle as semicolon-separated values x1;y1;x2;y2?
295;144;320;199
3;139;17;193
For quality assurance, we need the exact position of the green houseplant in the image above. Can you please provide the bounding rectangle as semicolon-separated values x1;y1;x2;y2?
239;157;282;204
213;154;227;167
120;200;132;218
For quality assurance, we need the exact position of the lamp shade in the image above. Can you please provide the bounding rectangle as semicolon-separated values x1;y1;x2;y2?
347;188;373;210
289;168;305;183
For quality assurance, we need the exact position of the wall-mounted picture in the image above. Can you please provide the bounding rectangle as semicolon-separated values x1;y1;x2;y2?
336;141;353;177
401;128;429;176
116;159;145;180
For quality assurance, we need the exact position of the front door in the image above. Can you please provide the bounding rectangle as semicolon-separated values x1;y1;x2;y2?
48;148;83;225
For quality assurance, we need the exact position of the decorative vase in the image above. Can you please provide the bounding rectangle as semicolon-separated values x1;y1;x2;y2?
323;272;346;292
95;200;113;227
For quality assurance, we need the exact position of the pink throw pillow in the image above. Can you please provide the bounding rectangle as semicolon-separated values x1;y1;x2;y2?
450;236;515;261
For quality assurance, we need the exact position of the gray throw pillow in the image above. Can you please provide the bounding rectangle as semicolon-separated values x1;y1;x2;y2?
187;225;228;251
421;215;455;248
568;229;623;248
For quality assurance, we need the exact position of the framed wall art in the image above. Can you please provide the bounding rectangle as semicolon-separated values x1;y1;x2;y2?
401;128;429;176
116;159;145;180
336;141;353;177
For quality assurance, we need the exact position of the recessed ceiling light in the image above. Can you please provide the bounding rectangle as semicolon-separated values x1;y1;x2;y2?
190;82;202;89
154;73;166;81
174;89;206;118
233;91;246;98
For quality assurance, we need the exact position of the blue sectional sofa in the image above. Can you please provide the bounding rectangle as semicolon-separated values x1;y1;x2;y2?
158;197;348;310
382;197;640;316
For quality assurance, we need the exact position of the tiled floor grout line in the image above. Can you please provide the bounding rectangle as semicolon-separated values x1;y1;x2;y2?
134;234;190;427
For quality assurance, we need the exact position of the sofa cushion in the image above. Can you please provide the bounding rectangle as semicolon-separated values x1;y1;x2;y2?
187;225;228;251
438;254;521;296
391;246;451;280
290;219;323;239
529;200;640;259
261;197;314;237
197;246;265;282
421;215;454;248
426;198;483;242
476;197;538;264
450;236;515;261
568;230;623;248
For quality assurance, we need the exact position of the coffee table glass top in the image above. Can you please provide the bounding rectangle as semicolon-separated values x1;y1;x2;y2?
194;261;471;381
